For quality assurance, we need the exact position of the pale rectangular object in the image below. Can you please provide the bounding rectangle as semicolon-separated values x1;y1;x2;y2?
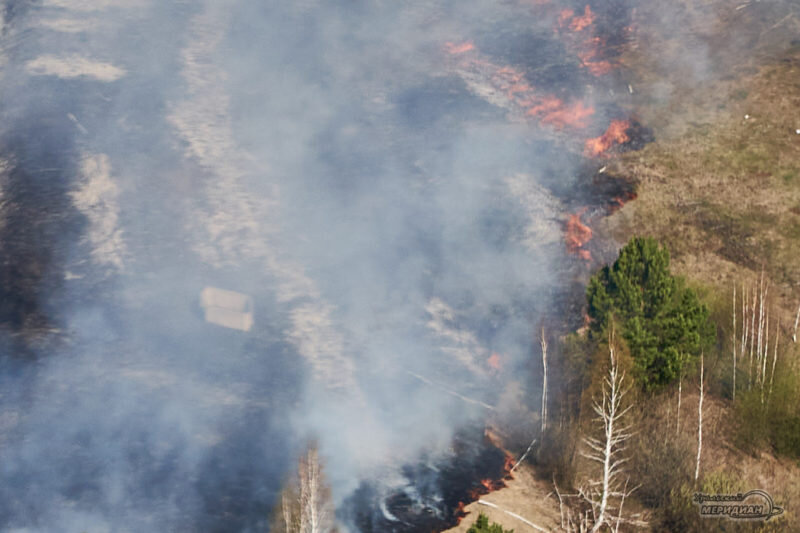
200;287;254;332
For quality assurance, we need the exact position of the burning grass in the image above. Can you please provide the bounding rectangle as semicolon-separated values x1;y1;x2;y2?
445;42;597;130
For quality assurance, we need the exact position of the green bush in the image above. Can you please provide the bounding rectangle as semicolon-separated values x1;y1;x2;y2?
467;513;514;533
586;237;715;389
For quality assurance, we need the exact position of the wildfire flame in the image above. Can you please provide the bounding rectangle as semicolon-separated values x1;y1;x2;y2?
503;453;515;477
584;119;631;157
533;99;594;129
557;8;575;28
444;41;475;55
568;5;595;32
445;43;595;129
455;501;468;524
565;210;592;261
469;477;507;500
609;190;637;213
577;37;614;76
555;4;625;77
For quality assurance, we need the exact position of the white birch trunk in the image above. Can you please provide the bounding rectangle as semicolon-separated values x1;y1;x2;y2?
794;302;800;343
541;327;548;433
282;493;294;533
298;448;333;533
761;311;770;400
756;277;765;386
581;336;634;533
695;353;704;481
732;282;736;402
749;286;757;388
741;284;749;367
769;320;779;403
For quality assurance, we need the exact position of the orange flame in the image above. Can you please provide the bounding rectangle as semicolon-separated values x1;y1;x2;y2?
444;41;475;55
487;352;502;371
569;5;595;31
446;42;594;129
503;453;516;478
537;100;595;129
566;211;593;260
578;37;614;75
455;501;468;524
469;478;507;500
555;5;621;76
584;119;631;157
557;8;575;27
609;191;637;213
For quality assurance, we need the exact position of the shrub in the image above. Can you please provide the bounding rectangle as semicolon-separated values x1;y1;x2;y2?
629;420;693;510
467;513;514;533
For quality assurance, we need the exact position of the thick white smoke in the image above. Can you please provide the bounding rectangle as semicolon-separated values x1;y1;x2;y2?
1;0;794;531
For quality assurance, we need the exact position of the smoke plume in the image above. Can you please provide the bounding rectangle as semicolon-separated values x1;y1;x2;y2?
0;0;795;531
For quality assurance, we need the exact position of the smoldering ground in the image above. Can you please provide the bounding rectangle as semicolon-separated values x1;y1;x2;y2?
0;0;794;531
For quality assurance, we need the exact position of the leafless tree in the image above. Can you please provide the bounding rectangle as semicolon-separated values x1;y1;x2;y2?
756;272;766;385
736;276;781;403
760;311;769;402
769;320;780;404
749;284;757;388
281;491;299;533
541;327;548;433
695;353;704;482
741;283;749;380
732;282;736;402
579;338;640;532
273;444;335;533
298;447;334;533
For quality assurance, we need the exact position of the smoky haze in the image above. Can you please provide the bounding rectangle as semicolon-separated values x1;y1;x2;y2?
2;0;787;531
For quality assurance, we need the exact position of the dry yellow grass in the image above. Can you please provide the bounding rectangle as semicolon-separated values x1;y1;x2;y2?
601;47;800;325
442;464;562;533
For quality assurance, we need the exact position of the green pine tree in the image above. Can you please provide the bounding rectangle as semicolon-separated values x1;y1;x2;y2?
467;513;514;533
586;237;714;389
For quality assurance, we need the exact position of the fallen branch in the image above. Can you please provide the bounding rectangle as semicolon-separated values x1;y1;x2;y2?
511;438;537;473
477;500;549;532
405;371;494;410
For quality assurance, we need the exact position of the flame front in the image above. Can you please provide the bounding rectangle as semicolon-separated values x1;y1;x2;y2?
445;42;595;129
568;5;595;32
566;211;593;261
555;4;628;77
584;119;631;157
